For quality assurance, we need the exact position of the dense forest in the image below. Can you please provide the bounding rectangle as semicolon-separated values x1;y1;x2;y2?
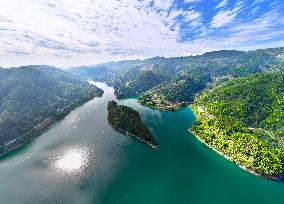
107;100;157;148
191;72;284;177
69;47;284;110
0;65;103;155
113;69;167;98
138;70;210;111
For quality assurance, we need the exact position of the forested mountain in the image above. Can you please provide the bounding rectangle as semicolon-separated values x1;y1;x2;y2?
138;70;210;111
113;68;168;98
197;72;284;137
0;65;103;155
191;72;284;177
68;59;148;82
69;66;114;82
69;47;284;110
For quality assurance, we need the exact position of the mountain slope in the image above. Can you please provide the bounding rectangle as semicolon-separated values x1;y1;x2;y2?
113;69;168;98
191;71;284;177
0;65;103;155
69;47;284;108
197;72;284;136
138;70;211;111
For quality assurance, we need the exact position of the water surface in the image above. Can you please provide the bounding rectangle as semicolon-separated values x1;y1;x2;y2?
0;82;283;204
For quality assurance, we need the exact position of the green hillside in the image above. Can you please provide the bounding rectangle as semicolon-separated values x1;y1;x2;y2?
69;47;284;110
191;72;284;177
0;66;103;155
114;69;167;98
138;70;210;111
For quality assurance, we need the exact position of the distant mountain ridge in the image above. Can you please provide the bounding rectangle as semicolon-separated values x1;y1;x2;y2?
68;47;284;109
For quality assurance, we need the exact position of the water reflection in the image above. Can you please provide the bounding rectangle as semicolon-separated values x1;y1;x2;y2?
51;146;91;175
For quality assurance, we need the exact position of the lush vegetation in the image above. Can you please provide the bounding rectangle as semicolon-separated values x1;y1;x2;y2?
191;72;284;177
0;65;103;156
138;71;210;111
107;100;157;148
113;69;167;98
70;47;284;111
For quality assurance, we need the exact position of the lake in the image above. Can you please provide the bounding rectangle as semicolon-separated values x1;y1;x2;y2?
0;82;283;204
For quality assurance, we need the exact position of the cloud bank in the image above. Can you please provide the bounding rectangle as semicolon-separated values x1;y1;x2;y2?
0;0;283;67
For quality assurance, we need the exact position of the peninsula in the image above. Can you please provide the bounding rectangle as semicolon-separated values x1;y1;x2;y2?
107;100;158;149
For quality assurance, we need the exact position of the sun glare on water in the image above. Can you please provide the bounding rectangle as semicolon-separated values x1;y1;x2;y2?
56;151;84;171
53;147;90;175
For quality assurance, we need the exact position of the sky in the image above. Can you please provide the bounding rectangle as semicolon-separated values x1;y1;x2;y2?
0;0;284;67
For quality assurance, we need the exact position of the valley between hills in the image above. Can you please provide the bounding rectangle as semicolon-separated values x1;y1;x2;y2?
0;47;283;179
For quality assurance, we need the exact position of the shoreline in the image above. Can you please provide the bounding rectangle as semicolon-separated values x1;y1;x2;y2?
189;130;279;181
138;100;187;112
0;92;103;158
112;127;158;149
0;117;57;159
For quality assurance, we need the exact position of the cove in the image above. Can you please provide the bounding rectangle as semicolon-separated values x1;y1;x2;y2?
0;82;283;204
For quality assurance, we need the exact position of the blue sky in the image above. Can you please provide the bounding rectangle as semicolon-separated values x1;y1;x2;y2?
0;0;284;67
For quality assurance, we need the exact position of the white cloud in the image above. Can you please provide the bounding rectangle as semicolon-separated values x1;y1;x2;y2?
0;0;283;67
183;0;201;3
215;0;228;9
153;0;174;11
253;0;265;5
183;10;201;22
211;10;237;28
203;9;284;49
211;2;243;28
0;0;185;66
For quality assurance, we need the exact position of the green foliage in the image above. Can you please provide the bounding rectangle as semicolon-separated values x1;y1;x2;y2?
138;71;210;110
191;72;284;176
70;47;284;107
107;100;157;147
0;65;103;146
198;72;284;138
113;69;166;98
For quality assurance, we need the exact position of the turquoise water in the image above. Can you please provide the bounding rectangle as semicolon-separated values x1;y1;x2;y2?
0;82;283;204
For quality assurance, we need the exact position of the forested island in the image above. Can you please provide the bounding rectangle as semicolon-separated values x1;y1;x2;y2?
0;65;104;157
190;72;284;179
107;100;157;149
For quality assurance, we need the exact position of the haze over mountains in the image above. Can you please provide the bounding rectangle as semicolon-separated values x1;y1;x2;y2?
69;47;284;106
